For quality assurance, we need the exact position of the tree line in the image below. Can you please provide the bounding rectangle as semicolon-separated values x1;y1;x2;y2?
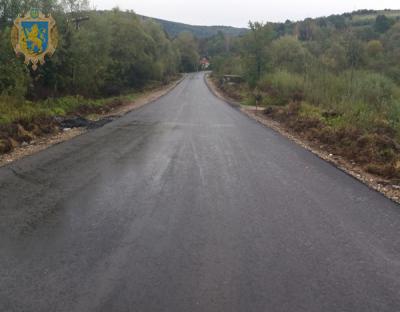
0;0;200;100
208;11;400;132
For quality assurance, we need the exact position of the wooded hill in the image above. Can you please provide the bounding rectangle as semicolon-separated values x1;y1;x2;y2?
139;15;248;38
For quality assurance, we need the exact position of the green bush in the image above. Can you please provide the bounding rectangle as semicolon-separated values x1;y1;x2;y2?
348;71;400;109
271;36;309;74
211;55;243;78
302;65;347;109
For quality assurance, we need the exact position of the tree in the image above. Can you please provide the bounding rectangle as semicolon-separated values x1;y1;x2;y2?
143;20;180;81
381;22;400;82
61;0;89;13
174;32;199;72
296;18;317;41
366;40;384;57
327;15;347;30
344;33;365;70
241;21;274;87
375;15;393;33
321;41;347;72
271;36;309;74
0;27;29;96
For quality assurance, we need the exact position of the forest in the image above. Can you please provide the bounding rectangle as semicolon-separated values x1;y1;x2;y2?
141;16;248;39
208;10;400;179
0;0;200;130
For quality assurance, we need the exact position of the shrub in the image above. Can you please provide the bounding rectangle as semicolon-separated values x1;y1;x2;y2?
298;102;324;120
271;36;309;73
348;71;399;109
259;70;304;106
303;67;347;109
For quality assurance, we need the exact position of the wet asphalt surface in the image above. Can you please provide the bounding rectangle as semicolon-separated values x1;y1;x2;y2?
1;73;400;311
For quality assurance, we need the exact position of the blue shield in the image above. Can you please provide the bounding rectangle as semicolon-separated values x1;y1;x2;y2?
21;21;49;54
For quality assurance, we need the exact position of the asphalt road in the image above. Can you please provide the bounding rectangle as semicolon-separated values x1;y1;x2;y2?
1;73;400;312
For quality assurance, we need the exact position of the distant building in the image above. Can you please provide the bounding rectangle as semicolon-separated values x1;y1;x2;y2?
199;57;210;70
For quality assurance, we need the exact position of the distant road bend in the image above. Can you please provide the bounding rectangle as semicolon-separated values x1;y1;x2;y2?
1;72;400;311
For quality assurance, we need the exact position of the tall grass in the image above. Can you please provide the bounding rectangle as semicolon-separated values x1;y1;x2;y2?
0;93;141;127
259;68;400;136
259;70;304;106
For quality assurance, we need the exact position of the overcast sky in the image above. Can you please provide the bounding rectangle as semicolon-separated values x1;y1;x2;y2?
91;0;400;27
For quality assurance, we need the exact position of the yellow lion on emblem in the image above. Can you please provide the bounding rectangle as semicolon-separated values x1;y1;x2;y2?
21;24;44;54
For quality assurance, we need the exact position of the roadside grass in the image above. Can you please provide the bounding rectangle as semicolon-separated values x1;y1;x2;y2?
0;90;149;127
0;79;175;154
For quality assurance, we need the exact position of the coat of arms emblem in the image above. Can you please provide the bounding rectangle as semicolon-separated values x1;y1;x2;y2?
11;8;58;70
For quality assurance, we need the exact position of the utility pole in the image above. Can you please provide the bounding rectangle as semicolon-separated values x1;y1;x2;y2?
67;15;89;90
69;16;89;30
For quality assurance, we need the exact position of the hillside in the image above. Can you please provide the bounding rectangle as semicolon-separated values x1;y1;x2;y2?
139;15;249;38
349;9;400;23
315;9;400;28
